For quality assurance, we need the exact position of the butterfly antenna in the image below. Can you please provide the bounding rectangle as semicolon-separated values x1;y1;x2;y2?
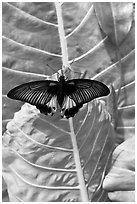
46;63;57;74
66;59;86;78
70;59;75;65
60;67;63;75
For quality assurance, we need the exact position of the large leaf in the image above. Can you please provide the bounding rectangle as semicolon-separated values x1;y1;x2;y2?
2;2;134;140
2;2;134;202
3;102;114;202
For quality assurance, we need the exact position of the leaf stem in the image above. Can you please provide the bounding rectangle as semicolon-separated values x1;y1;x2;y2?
55;2;69;68
69;118;89;201
55;2;89;201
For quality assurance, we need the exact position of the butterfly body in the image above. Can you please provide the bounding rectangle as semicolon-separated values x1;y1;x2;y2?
7;72;110;118
56;75;68;107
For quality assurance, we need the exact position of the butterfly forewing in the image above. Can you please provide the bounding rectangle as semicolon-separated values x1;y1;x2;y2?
7;80;58;106
65;79;110;105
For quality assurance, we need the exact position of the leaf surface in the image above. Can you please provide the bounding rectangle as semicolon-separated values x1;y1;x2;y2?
3;3;134;141
2;2;134;202
3;102;114;201
94;2;133;45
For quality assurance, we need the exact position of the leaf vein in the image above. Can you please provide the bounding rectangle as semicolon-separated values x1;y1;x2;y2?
66;5;93;38
10;148;76;172
13;124;73;152
3;36;62;57
10;166;80;189
6;2;58;27
86;125;111;184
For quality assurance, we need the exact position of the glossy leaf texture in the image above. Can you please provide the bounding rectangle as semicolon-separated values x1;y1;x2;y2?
2;2;134;202
3;2;134;142
94;3;133;46
3;102;114;202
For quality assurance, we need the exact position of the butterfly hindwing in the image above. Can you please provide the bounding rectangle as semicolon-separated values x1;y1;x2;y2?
65;79;110;105
7;80;59;106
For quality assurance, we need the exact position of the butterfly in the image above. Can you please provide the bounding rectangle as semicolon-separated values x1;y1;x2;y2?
7;70;110;119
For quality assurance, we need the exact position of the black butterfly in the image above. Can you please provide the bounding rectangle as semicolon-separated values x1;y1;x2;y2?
7;72;110;119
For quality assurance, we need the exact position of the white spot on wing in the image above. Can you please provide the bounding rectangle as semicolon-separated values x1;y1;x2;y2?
46;96;58;115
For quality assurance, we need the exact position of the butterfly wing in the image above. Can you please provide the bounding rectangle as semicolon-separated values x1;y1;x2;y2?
7;80;59;115
61;79;110;118
7;78;110;119
65;79;110;104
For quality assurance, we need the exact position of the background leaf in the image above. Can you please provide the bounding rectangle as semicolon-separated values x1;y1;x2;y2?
103;137;135;201
2;2;134;202
94;2;133;46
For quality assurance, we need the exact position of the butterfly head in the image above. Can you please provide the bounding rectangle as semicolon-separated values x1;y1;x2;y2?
57;68;67;82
